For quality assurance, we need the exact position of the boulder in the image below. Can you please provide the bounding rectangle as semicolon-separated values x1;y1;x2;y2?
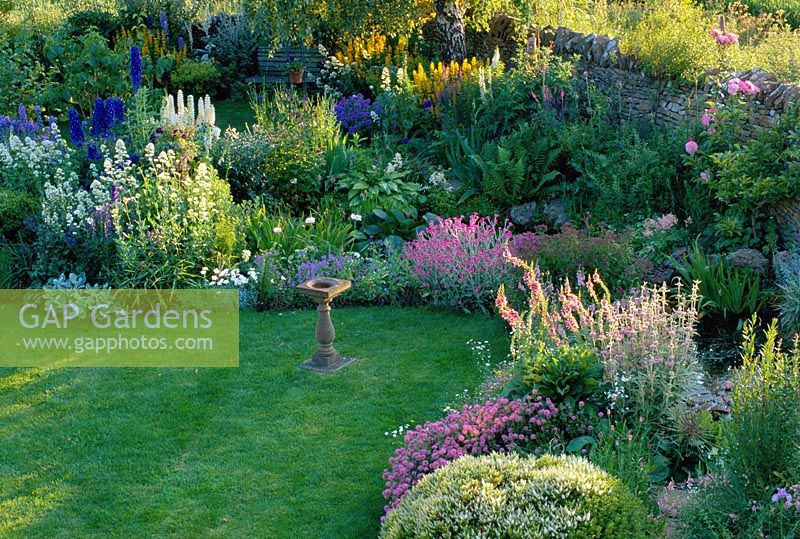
509;201;539;227
726;248;768;275
543;198;569;230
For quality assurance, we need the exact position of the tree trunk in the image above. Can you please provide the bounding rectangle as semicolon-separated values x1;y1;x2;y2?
434;0;467;62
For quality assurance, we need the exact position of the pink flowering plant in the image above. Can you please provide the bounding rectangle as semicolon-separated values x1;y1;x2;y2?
631;213;689;264
680;73;800;251
402;213;512;312
497;249;702;428
381;393;594;518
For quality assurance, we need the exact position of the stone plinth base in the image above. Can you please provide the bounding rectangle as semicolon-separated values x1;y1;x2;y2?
300;356;356;373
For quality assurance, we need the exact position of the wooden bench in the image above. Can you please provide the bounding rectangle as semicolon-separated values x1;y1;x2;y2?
246;46;325;85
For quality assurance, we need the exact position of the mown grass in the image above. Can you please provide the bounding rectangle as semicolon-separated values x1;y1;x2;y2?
0;307;509;538
214;100;255;133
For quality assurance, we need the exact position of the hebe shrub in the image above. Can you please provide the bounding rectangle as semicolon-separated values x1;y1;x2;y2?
381;453;654;538
402;213;511;312
382;394;593;517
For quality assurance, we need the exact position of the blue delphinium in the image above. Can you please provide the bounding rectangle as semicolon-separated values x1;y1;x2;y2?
130;45;142;94
68;107;85;147
17;105;27;122
90;98;108;137
106;97;125;125
87;141;102;160
159;12;169;38
334;94;382;135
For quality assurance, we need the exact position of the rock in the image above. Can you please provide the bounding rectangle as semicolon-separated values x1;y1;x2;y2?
509;201;539;227
543;198;569;230
726;248;768;275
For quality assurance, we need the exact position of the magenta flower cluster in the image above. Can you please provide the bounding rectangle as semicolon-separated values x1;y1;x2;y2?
726;77;760;97
709;28;739;45
402;213;512;312
382;394;565;517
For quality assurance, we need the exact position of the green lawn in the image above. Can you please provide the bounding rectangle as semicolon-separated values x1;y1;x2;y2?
214;100;255;133
0;307;508;538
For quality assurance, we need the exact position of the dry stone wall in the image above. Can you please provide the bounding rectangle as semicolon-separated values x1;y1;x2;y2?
539;27;800;135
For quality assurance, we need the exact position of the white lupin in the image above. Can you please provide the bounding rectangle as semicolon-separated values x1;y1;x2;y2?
187;95;195;127
196;99;205;127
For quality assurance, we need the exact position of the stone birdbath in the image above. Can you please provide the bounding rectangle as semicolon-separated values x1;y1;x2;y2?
296;277;354;373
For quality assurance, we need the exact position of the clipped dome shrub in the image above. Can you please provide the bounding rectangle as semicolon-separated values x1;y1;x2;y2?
380;453;654;539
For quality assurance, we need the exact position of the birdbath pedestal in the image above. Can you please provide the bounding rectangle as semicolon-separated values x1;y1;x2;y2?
296;277;355;373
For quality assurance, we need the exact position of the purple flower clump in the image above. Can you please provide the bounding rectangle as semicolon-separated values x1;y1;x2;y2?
334;94;381;135
0;105;57;142
382;394;574;518
294;253;356;285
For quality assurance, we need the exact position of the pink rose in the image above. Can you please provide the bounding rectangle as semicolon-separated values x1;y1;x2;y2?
739;79;760;97
727;78;742;95
701;113;712;127
685;138;699;155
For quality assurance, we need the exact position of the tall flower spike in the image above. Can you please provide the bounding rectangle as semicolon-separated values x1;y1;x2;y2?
90;98;107;137
186;95;195;127
68;107;84;147
130;45;142;94
177;90;185;116
196;99;205;127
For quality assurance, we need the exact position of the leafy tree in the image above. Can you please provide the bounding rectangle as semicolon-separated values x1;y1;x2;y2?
243;0;529;61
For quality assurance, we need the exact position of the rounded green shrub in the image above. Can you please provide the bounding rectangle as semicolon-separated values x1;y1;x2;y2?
0;189;38;239
380;453;654;539
170;59;222;97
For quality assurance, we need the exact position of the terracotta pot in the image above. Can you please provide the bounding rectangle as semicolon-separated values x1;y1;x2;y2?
289;69;305;84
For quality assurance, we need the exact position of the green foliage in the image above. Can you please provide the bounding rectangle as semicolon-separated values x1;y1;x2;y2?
682;318;800;537
510;226;650;296
206;13;257;85
242;201;354;258
672;242;765;320
620;0;716;81
725;317;800;497
65;9;122;39
0;189;38;240
587;419;667;505
473;141;526;207
0;30;52;114
336;151;422;216
510;343;606;408
733;0;800;28
706;104;800;248
569;127;684;225
42;28;131;114
381;453;655;538
214;89;335;210
170;59;222;97
113;156;242;288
